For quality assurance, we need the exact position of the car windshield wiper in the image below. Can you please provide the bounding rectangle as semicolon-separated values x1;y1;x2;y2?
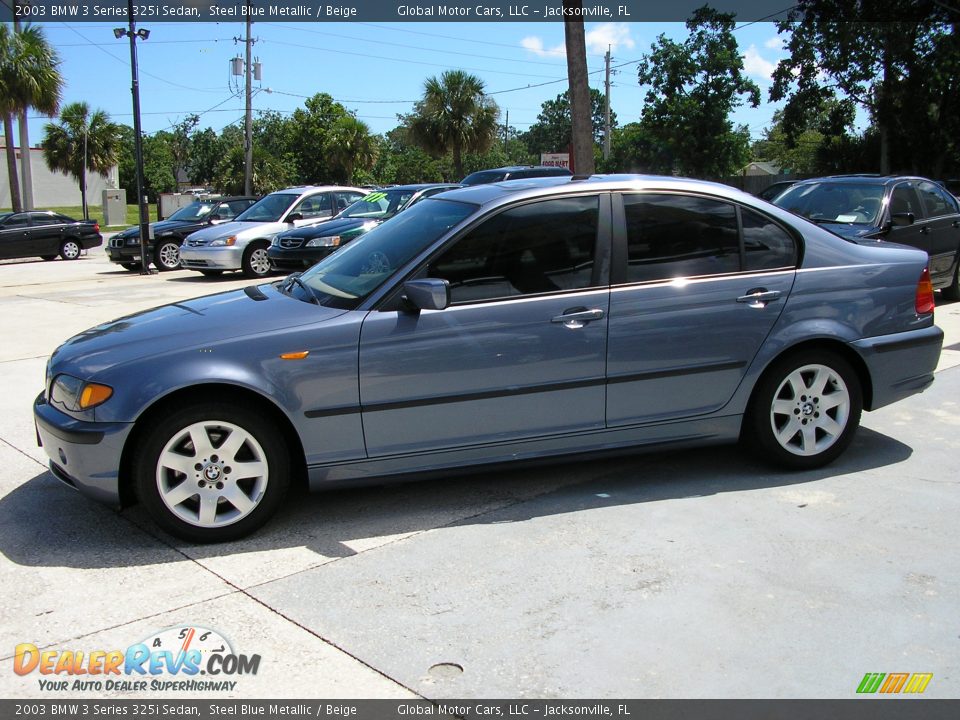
284;273;322;305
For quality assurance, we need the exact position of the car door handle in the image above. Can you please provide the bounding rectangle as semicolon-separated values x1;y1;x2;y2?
551;307;605;328
920;226;930;234
736;288;782;308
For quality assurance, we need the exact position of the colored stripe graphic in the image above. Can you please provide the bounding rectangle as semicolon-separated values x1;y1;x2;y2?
857;673;885;693
903;673;933;694
880;673;909;693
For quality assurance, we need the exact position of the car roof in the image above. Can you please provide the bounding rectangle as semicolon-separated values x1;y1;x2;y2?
793;175;937;187
378;183;461;192
273;185;364;195
438;173;760;209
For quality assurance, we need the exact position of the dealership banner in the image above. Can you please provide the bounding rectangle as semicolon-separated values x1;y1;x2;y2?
1;0;946;23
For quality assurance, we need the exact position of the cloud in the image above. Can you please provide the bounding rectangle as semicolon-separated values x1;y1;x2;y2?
584;23;636;55
764;35;785;50
742;44;777;82
521;36;566;58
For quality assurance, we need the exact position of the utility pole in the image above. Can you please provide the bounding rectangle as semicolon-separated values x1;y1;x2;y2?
244;0;254;196
603;46;612;161
504;109;509;152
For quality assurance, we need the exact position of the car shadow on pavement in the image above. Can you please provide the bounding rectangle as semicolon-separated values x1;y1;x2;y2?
0;426;912;571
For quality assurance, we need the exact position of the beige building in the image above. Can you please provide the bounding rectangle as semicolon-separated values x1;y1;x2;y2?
0;137;118;209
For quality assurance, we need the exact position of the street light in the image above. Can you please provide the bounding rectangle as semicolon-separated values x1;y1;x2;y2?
114;4;154;275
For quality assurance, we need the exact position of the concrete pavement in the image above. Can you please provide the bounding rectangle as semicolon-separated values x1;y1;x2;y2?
0;250;958;699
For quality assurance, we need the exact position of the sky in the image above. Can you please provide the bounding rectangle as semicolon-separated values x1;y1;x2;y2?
20;19;794;150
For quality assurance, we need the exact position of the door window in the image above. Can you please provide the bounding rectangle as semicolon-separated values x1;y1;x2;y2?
426;195;599;304
890;184;923;219
294;193;333;219
2;214;29;228
916;181;957;218
29;213;60;226
336;192;365;212
741;208;798;270
623;194;739;282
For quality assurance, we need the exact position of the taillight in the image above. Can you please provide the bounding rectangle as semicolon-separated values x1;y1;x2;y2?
94;223;100;233
915;267;935;315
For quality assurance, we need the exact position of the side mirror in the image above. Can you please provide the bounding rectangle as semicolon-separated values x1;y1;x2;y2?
403;278;450;312
286;212;303;223
207;214;221;223
890;212;915;227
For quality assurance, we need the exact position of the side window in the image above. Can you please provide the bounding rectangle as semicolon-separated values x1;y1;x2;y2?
623;194;739;283
916;181;957;218
213;203;236;220
295;194;333;219
336;192;365;211
3;214;29;228
29;213;59;226
741;208;797;271
890;184;923;219
427;195;599;304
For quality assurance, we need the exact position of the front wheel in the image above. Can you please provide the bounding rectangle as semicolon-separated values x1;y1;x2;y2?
133;403;290;543
242;242;272;278
154;240;182;271
60;240;81;260
745;350;862;470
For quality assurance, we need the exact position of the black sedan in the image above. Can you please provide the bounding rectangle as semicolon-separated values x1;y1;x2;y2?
773;175;960;300
0;211;102;262
106;196;257;271
268;184;460;272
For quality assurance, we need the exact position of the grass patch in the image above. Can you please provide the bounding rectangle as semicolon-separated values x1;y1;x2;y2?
0;204;158;229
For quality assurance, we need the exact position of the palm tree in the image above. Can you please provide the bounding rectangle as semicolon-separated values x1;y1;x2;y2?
328;116;379;185
0;23;63;211
408;70;500;180
41;102;120;219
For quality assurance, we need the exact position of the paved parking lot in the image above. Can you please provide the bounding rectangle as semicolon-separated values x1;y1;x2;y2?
1;249;958;699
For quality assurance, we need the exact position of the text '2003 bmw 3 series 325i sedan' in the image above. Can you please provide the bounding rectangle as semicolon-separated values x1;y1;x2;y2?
34;176;943;542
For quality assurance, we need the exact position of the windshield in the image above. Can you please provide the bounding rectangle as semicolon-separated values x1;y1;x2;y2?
286;198;477;309
236;193;298;222
167;202;216;222
342;189;417;220
774;182;885;225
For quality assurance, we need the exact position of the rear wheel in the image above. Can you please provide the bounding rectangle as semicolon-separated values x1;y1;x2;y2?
242;242;272;278
942;262;960;302
133;403;290;543
59;240;81;260
746;350;862;470
154;240;182;271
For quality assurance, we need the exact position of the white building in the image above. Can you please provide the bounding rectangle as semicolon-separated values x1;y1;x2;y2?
0;137;119;209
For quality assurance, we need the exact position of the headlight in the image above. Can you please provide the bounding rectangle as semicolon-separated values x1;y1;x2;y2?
306;236;341;248
50;374;113;411
125;237;140;246
209;236;237;247
271;237;281;246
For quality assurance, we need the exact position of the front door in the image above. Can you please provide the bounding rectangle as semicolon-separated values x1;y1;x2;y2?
359;194;610;456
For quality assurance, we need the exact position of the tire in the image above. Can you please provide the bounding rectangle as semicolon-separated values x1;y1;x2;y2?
133;403;290;543
154;239;182;271
199;270;223;278
59;239;81;260
241;242;272;278
121;262;141;271
941;262;960;302
745;350;862;470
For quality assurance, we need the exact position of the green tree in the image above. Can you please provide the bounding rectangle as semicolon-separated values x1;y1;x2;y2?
168;114;198;188
213;144;292;195
288;93;351;184
604;121;674;174
407;70;500;180
41;102;119;218
0;23;63;211
637;6;760;178
188;127;224;187
521;89;615;156
328;116;378;185
770;0;956;175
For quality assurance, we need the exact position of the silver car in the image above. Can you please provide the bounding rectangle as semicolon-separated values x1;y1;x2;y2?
34;175;943;542
179;185;365;278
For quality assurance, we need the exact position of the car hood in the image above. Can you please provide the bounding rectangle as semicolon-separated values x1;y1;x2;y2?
117;218;194;238
186;220;287;244
50;283;346;379
280;217;378;240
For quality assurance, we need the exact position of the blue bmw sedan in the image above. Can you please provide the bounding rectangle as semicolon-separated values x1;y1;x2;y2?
34;175;943;542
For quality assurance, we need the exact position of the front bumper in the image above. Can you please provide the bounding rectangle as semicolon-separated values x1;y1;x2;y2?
34;393;133;507
852;324;944;410
106;243;152;263
180;244;244;271
267;246;334;271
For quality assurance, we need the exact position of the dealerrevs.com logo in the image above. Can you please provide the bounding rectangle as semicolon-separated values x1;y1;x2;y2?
13;626;260;693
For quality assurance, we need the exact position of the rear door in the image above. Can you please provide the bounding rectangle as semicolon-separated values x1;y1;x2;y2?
606;193;798;427
915;180;960;283
28;213;65;256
